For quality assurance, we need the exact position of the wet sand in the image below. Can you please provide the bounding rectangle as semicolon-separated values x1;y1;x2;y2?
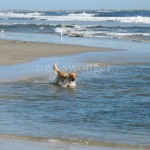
1;135;149;150
0;40;117;65
0;139;107;150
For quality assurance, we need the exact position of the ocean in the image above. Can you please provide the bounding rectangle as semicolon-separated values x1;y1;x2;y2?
0;10;150;42
0;10;150;149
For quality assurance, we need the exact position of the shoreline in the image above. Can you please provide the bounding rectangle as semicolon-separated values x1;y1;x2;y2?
0;134;150;150
0;40;119;65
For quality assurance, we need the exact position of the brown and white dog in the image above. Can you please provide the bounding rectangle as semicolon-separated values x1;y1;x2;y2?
53;64;77;88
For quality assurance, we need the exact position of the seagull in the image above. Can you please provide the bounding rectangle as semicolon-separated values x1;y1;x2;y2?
1;30;4;33
60;33;63;42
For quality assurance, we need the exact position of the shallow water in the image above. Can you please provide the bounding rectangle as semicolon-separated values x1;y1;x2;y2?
0;63;150;148
1;32;150;53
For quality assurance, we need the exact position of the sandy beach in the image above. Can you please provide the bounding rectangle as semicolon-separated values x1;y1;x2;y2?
0;40;117;65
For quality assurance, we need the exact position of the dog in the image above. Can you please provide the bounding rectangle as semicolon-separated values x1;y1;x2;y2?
53;64;77;88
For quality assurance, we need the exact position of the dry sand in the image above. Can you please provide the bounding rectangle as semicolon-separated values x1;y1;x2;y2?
0;40;117;65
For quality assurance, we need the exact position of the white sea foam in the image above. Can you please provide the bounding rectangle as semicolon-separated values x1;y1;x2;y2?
67;12;94;17
55;27;72;34
27;12;45;16
106;32;150;37
0;12;44;20
118;16;150;24
39;26;44;30
55;25;150;40
0;12;150;24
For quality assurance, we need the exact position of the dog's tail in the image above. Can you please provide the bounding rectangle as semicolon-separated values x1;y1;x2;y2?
53;64;60;74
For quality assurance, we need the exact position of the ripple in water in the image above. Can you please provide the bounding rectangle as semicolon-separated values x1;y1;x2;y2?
0;64;150;146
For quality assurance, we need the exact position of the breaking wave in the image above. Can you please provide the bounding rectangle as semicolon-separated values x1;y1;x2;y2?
0;11;150;24
0;23;150;42
0;10;150;42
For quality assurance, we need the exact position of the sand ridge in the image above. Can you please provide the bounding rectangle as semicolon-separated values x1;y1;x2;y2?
0;40;117;65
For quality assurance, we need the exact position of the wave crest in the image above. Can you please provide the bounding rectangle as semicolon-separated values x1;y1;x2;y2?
0;11;150;24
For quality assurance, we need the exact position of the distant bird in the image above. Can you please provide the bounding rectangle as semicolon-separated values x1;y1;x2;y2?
1;30;4;38
60;33;63;42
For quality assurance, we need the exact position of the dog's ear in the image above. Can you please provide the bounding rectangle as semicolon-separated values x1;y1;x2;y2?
69;73;76;79
73;73;77;78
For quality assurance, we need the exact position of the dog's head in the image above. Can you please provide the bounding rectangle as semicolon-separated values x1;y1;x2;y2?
68;73;76;82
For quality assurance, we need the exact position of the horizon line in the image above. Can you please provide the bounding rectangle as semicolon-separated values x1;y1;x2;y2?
0;8;150;11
